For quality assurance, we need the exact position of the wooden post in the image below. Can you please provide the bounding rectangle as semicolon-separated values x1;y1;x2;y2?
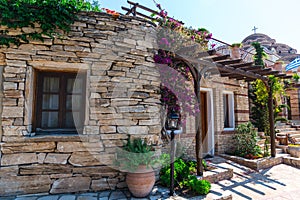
195;70;203;176
267;80;276;157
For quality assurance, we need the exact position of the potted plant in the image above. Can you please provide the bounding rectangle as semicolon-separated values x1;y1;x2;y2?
115;137;157;198
231;43;242;59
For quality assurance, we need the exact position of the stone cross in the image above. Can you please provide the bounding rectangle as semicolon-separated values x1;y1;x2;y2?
252;26;258;34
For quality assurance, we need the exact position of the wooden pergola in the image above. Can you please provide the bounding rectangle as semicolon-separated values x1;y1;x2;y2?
122;1;292;175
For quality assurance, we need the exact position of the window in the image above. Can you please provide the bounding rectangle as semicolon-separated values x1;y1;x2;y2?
35;71;86;134
223;92;235;130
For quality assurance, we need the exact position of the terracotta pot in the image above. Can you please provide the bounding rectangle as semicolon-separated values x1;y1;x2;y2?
126;165;155;198
231;46;240;59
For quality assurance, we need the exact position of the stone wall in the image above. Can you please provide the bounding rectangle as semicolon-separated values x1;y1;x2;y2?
286;86;300;120
0;12;162;196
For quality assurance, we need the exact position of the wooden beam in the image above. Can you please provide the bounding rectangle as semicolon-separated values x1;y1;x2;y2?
230;62;254;68
240;65;262;71
122;7;157;23
216;59;243;65
258;70;279;75
274;74;288;78
206;55;230;62
217;64;268;82
250;68;272;73
127;0;184;24
197;49;216;58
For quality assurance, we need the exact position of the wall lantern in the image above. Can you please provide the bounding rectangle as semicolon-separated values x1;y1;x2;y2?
166;111;180;130
166;110;180;196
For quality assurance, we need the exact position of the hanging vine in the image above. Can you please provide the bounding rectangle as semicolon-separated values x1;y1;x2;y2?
0;0;100;47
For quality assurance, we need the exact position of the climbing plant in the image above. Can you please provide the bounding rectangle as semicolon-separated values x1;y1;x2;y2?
252;42;267;67
250;42;286;132
0;0;100;46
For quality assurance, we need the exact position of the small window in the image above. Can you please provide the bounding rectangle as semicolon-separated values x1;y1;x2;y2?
223;92;235;130
34;71;86;134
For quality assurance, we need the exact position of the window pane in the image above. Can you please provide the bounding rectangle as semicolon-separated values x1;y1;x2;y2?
42;112;58;128
67;78;83;93
43;77;59;92
66;95;82;110
65;112;81;128
42;94;59;110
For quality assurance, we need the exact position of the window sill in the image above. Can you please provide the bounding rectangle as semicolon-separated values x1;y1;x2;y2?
223;128;235;131
23;133;83;142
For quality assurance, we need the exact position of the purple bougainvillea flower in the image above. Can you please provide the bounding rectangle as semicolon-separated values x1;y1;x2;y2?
207;33;213;39
154;54;162;63
191;35;195;40
159;10;168;18
160;38;170;46
211;43;216;48
156;3;161;9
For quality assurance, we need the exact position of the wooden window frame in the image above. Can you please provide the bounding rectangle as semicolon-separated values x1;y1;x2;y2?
223;91;235;130
34;71;86;134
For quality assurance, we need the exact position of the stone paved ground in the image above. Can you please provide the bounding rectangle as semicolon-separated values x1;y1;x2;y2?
3;157;300;200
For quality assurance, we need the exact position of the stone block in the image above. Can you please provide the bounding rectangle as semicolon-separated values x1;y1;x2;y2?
44;153;70;164
83;125;100;134
0;166;19;176
2;107;24;118
50;177;91;194
2;126;26;136
100;134;128;140
1;153;37;166
3;90;24;98
3;82;18;90
37;153;46;164
1;142;56;153
100;126;117;133
57;142;104;153
6;53;31;60
19;164;72;175
73;166;118;178
0;175;51;196
117;126;149;135
19;44;49;51
116;105;146;113
91;178;111;191
28;61;89;70
69;152;114;166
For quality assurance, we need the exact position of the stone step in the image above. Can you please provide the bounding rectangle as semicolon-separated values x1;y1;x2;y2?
276;145;289;153
278;131;300;135
276;125;294;129
290;120;300;125
290;134;300;138
276;148;283;154
276;128;297;132
291;124;300;129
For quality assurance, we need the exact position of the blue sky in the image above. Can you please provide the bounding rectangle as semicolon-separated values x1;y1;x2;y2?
100;0;300;52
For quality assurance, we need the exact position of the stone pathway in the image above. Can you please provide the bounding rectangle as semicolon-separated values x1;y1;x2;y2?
4;157;300;200
1;186;211;200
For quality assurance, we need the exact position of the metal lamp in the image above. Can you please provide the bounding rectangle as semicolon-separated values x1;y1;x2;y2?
167;112;180;130
166;110;180;196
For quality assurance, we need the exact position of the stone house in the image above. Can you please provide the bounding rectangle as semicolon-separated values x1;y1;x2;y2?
0;12;249;196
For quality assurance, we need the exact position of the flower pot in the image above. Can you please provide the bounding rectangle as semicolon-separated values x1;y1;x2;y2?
231;46;240;59
126;165;155;198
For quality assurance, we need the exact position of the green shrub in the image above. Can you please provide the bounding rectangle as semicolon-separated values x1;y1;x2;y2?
232;122;262;158
185;175;211;195
159;158;211;195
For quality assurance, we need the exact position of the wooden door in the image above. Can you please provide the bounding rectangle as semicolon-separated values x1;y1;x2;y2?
200;92;208;143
